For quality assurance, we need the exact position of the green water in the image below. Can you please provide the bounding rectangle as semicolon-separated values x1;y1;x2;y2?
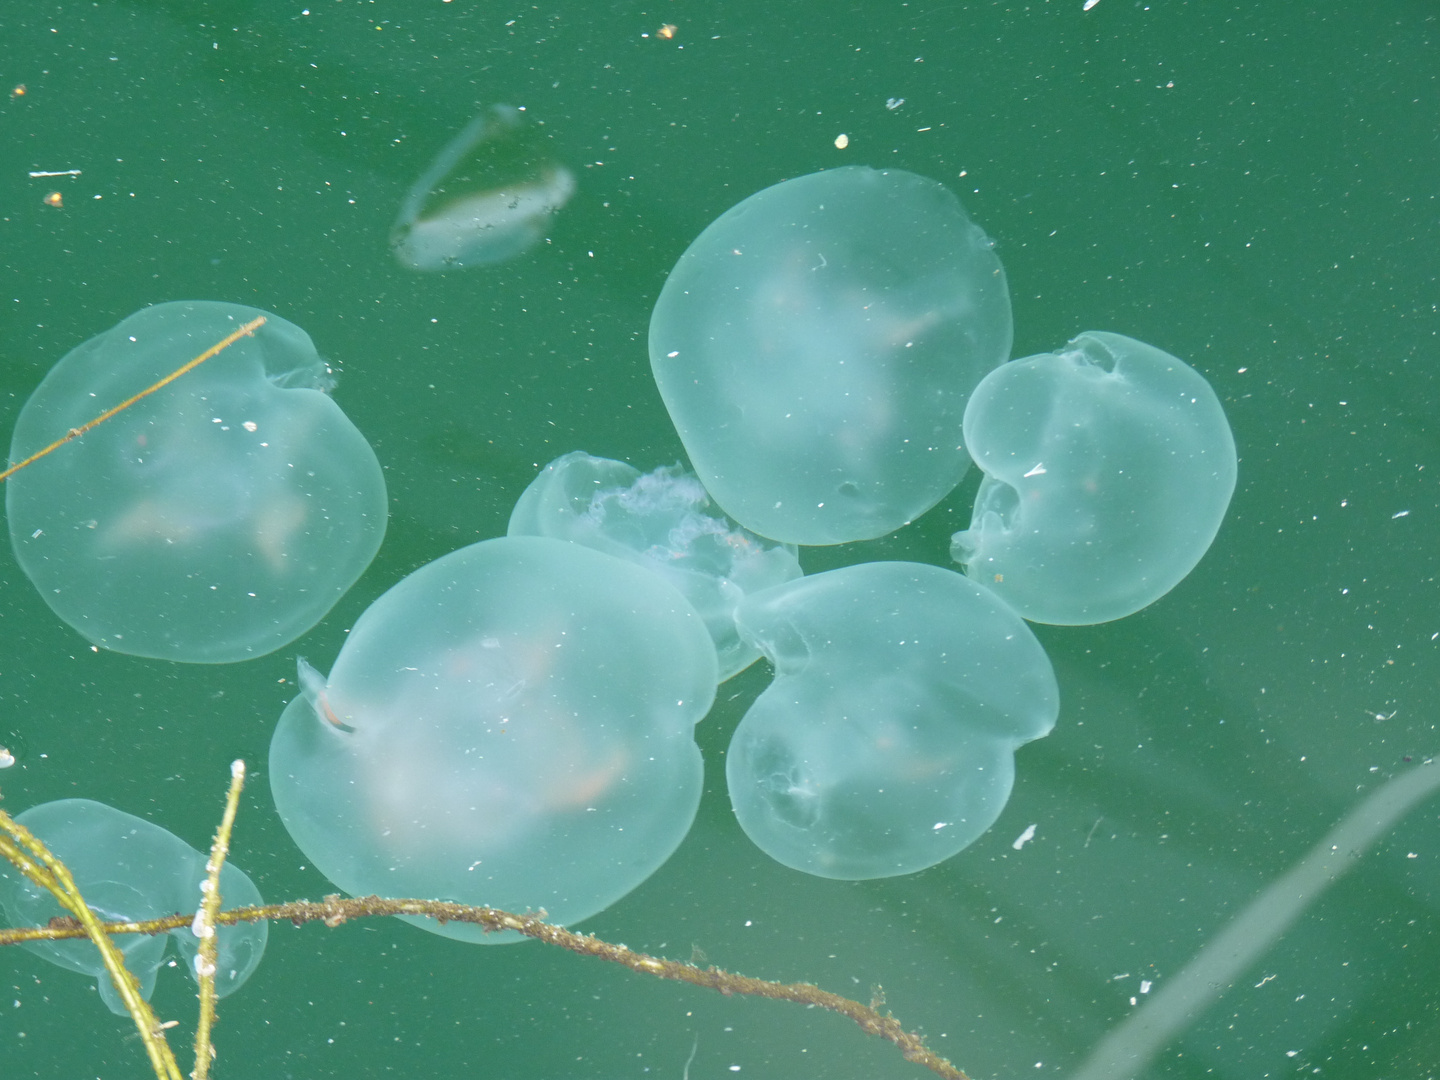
2;2;1437;1078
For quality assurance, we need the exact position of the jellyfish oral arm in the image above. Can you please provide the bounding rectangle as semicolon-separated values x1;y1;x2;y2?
296;657;353;732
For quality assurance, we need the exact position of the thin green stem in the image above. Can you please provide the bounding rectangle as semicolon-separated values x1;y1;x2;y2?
190;759;246;1080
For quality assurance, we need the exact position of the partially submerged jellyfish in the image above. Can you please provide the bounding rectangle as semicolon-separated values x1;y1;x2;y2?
650;166;1013;545
0;799;268;1015
5;301;388;663
391;105;576;270
726;561;1059;880
269;535;718;942
508;451;802;680
951;331;1237;625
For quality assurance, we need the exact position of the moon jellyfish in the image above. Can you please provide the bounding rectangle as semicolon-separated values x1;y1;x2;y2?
5;301;388;663
507;451;802;681
0;799;268;1015
269;535;718;943
726;561;1058;880
649;166;1013;545
951;331;1237;625
391;105;576;270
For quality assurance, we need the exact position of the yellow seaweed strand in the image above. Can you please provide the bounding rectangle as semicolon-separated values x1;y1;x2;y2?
0;315;267;483
191;759;246;1080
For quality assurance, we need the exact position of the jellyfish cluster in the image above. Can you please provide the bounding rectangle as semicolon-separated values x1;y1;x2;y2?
2;153;1235;1003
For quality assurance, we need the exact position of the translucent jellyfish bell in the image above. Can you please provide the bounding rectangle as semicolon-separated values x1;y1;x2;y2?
951;331;1237;625
5;301;387;663
269;535;718;942
508;451;803;680
391;105;576;270
726;561;1059;880
0;799;268;1015
650;166;1013;545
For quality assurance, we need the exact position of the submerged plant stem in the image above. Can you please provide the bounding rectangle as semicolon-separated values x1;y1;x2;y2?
1;892;970;1080
191;759;247;1080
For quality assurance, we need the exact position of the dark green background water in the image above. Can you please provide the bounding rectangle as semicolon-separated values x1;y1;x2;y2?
2;2;1437;1078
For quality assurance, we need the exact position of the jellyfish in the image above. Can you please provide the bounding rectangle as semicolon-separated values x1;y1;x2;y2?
725;561;1059;880
950;331;1237;625
0;799;268;1015
269;535;718;942
390;105;576;270
5;301;388;663
507;451;803;680
649;166;1013;545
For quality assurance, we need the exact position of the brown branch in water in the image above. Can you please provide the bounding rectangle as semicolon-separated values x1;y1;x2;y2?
1;895;970;1080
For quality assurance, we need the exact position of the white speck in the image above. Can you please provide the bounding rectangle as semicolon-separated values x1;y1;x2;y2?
1083;0;1101;9
1023;463;1047;478
1012;823;1037;849
933;821;949;831
1392;510;1410;519
1140;979;1152;993
834;133;849;149
885;97;904;110
30;529;42;539
242;420;258;432
0;747;14;769
194;954;216;977
667;351;679;358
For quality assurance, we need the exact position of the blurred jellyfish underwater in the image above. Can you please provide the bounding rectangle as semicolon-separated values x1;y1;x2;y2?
390;105;576;271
